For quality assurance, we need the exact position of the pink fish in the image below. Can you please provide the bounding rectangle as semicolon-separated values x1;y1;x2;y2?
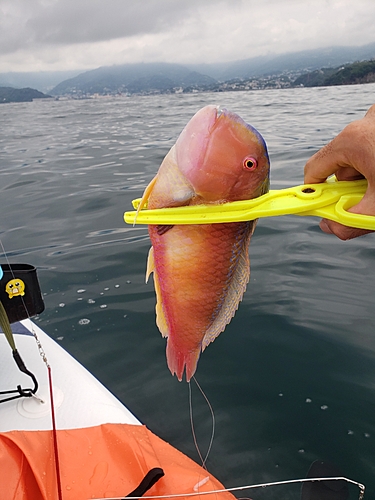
139;105;270;381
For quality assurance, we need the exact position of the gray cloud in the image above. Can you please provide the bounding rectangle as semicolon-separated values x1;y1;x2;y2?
1;0;375;72
1;0;225;48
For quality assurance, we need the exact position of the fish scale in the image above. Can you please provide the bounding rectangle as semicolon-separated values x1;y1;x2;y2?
150;222;253;380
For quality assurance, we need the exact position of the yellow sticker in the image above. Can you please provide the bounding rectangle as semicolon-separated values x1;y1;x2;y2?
5;278;26;299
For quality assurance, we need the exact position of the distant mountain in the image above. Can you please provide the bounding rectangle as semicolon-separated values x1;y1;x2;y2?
50;63;216;96
3;42;375;96
292;68;336;87
187;42;375;80
294;59;375;87
325;60;375;85
0;87;51;104
0;70;83;93
184;62;231;81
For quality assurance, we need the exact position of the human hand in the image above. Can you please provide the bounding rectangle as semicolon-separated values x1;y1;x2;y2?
304;104;375;240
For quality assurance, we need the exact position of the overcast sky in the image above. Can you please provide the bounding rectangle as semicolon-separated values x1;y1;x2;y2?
1;0;375;73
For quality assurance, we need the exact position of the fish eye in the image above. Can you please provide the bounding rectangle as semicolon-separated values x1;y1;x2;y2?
243;157;257;171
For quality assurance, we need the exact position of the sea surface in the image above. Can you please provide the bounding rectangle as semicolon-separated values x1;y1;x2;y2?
1;84;375;499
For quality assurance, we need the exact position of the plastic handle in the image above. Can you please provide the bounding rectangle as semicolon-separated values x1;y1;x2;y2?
124;178;375;230
298;193;375;230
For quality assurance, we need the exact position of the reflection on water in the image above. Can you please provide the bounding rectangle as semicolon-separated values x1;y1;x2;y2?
1;84;375;498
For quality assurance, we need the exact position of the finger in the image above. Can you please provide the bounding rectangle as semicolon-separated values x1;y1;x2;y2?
319;218;373;240
365;103;375;119
304;141;346;184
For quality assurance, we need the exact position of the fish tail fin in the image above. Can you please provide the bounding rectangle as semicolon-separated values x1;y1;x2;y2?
166;339;201;382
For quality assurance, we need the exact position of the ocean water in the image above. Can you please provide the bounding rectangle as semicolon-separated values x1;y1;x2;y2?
1;84;375;499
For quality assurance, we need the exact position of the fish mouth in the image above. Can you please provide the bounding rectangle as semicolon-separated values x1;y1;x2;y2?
216;107;227;119
215;107;245;127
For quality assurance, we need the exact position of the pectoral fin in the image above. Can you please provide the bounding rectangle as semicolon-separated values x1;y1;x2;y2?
135;175;158;223
146;246;155;284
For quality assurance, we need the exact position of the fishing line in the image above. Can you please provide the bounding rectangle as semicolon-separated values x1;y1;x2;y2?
0;239;16;278
191;377;218;500
92;475;365;500
0;238;63;500
188;380;205;468
192;376;215;469
0;238;33;324
188;376;216;471
0;239;47;364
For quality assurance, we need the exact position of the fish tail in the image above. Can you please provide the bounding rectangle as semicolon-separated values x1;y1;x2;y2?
166;339;201;382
